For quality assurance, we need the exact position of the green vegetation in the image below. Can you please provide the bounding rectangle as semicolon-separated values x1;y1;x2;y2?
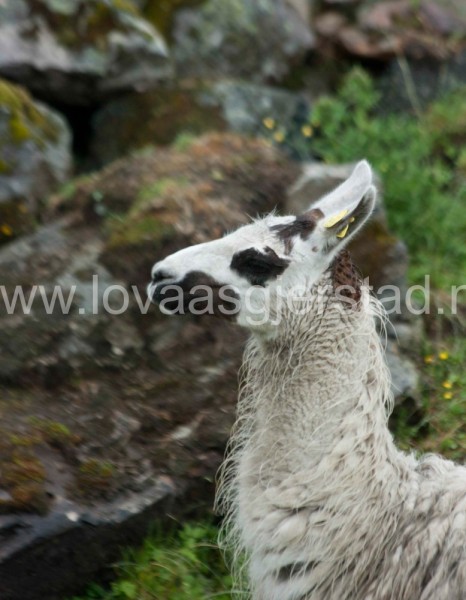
105;214;174;248
392;337;466;462
134;177;188;210
308;68;466;288
71;522;232;600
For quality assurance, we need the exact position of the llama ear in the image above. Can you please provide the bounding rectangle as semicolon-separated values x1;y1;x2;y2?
313;161;373;216
308;161;376;246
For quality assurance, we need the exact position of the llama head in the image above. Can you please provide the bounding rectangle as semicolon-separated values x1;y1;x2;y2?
148;161;376;333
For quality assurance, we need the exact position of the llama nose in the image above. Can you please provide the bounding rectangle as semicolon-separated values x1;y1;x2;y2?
149;269;179;305
151;269;175;284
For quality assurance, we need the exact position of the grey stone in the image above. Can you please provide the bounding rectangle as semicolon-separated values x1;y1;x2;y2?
172;0;314;83
386;341;420;402
378;50;466;114
0;0;172;105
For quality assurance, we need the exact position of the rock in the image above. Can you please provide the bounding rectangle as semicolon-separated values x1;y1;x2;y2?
386;341;420;402
139;0;206;38
0;0;171;106
378;49;466;114
0;78;71;244
172;0;314;83
287;161;421;404
91;79;312;165
0;133;299;600
315;0;466;62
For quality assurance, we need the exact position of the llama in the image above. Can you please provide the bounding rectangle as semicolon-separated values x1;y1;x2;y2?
148;161;466;600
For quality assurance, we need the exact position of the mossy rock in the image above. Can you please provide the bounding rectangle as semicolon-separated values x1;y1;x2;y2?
75;458;118;499
142;0;206;37
0;199;35;245
0;445;48;514
0;79;60;144
0;0;171;105
91;85;226;165
49;132;300;284
0;78;71;244
28;0;141;50
172;0;314;83
91;80;313;166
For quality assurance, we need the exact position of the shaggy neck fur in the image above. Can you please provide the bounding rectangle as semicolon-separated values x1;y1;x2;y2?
217;259;466;600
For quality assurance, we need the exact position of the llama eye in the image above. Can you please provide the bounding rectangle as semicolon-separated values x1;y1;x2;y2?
231;247;290;287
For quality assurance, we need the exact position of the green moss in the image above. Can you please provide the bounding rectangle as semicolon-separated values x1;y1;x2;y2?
143;0;205;37
106;214;174;248
29;417;79;447
172;132;197;152
28;0;141;50
133;176;189;214
77;459;116;493
0;451;48;514
0;79;59;146
0;199;35;245
94;87;226;164
0;157;13;174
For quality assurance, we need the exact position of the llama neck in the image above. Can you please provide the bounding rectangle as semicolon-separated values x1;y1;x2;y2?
236;287;403;493
217;284;415;595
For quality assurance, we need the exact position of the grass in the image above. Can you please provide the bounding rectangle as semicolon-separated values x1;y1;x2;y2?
71;69;466;600
70;522;232;600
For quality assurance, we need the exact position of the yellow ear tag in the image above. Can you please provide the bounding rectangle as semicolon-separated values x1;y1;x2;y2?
324;209;349;229
336;224;349;239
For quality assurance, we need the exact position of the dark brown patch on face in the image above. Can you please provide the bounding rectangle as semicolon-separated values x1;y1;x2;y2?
271;208;324;254
230;247;290;287
151;270;240;319
332;250;362;306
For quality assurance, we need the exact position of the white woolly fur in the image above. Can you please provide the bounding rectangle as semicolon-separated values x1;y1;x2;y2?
217;278;466;600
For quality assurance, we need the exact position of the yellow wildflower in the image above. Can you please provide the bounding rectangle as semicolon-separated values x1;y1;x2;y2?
301;125;313;137
442;381;453;389
1;224;12;236
263;117;275;130
424;355;434;364
443;391;453;400
439;351;449;361
273;131;285;143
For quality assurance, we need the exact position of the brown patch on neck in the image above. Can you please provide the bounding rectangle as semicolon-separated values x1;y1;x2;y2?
332;250;362;307
271;208;324;254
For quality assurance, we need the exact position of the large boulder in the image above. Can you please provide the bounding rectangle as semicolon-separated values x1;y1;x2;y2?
0;133;299;600
315;0;466;62
0;78;71;244
172;0;314;83
0;0;171;105
91;80;312;165
378;49;466;113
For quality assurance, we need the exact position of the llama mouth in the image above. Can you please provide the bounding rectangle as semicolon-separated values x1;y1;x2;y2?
148;270;240;318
